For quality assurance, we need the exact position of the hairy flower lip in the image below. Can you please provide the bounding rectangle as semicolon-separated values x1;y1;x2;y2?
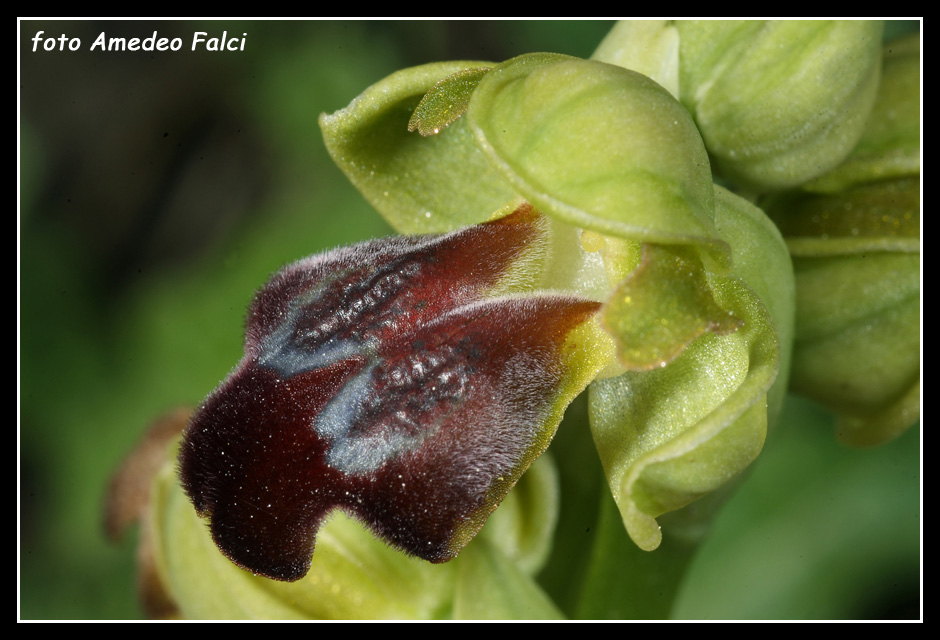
178;207;604;581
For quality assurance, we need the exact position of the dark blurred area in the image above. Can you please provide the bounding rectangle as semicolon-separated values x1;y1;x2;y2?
21;21;610;307
22;21;265;300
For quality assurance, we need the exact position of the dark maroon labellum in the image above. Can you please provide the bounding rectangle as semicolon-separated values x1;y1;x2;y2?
179;206;600;581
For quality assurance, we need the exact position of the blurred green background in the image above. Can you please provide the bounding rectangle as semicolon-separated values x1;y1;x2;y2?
19;20;919;619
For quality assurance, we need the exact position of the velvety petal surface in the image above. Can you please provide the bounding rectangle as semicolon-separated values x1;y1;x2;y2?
179;207;608;580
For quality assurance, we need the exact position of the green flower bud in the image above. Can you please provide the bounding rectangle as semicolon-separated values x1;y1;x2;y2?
762;33;920;445
596;20;885;191
802;31;920;193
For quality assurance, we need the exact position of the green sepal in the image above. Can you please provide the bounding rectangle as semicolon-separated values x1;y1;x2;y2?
713;186;795;421
466;53;731;273
452;453;568;619
452;539;564;620
319;61;517;233
475;452;560;576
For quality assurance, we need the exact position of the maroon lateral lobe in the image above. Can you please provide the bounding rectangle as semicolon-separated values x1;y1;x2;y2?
179;205;600;581
353;296;600;561
179;361;361;581
243;204;544;359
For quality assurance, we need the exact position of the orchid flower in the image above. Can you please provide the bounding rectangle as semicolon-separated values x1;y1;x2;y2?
107;20;919;619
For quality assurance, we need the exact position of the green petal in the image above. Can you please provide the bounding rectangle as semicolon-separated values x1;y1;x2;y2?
602;244;742;371
319;61;517;233
408;67;491;136
761;32;920;445
466;53;730;272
